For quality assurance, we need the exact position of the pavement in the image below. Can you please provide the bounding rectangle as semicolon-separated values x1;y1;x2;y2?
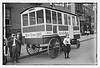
6;33;96;62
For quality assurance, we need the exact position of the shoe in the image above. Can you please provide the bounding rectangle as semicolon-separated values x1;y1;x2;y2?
65;57;67;59
16;61;20;63
67;56;70;59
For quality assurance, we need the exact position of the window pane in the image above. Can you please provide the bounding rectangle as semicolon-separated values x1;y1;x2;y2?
52;11;57;24
46;9;51;23
23;14;28;26
58;12;62;24
64;14;68;25
37;10;44;24
5;19;10;25
68;16;71;25
72;16;75;25
53;26;57;33
29;12;35;25
6;8;11;18
76;17;79;25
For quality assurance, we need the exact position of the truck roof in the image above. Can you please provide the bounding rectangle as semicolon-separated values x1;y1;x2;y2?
20;6;77;16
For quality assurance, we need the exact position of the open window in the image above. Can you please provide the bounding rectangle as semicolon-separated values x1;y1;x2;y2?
68;16;71;25
72;16;75;25
45;9;51;23
29;12;35;25
23;14;28;26
37;10;44;24
76;17;79;25
52;11;57;24
64;14;68;25
58;12;62;24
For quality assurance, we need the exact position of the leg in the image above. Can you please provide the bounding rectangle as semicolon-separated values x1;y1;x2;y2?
19;45;21;57
16;50;20;63
64;52;67;59
67;52;70;59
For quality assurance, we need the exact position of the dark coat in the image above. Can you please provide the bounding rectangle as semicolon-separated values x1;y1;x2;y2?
8;39;21;52
63;44;71;53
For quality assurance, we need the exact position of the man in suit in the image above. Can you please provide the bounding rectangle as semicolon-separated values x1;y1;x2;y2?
63;34;71;59
17;32;23;57
8;34;21;63
8;33;15;58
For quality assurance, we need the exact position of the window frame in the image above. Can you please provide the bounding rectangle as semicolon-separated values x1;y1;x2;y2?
68;15;71;25
22;13;28;26
29;11;36;25
57;12;62;24
72;16;75;26
45;9;51;24
64;14;68;25
52;10;57;24
36;9;44;24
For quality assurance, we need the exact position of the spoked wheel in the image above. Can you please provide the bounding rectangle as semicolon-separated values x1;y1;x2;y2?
48;38;60;59
26;44;40;55
76;40;80;49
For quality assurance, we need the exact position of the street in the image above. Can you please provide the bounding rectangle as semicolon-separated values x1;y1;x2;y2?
7;37;97;65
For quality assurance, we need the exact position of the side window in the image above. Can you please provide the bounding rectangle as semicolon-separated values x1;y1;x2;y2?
58;12;62;24
37;10;44;24
72;16;75;25
64;14;68;25
29;12;35;25
46;9;51;23
52;11;57;24
76;17;79;25
68;16;71;25
23;14;28;26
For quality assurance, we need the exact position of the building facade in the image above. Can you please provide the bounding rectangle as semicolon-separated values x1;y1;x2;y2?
3;3;76;38
75;3;95;35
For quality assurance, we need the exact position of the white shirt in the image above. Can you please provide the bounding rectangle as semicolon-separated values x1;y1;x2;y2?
12;38;16;46
63;37;70;45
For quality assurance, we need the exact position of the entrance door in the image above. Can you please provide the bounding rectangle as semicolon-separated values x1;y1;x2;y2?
68;16;74;39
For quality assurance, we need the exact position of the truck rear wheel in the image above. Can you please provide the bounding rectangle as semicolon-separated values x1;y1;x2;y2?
48;38;60;59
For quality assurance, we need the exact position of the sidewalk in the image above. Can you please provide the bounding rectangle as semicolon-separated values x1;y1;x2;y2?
7;34;96;62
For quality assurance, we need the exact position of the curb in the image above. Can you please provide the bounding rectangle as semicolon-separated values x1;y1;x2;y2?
7;37;95;63
80;37;95;42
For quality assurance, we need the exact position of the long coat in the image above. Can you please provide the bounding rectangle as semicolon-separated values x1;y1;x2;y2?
63;44;71;53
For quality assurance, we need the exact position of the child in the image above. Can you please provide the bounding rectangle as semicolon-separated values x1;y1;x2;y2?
63;34;71;59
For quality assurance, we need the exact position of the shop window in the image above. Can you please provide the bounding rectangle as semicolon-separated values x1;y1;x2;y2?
23;14;28;26
52;11;57;24
64;14;68;25
37;10;44;24
46;9;51;23
29;12;35;25
58;12;62;24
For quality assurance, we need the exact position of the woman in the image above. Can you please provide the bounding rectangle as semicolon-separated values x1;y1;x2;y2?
63;34;71;59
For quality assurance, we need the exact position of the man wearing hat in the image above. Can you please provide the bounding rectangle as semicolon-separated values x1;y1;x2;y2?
8;34;20;63
17;32;23;57
8;33;15;58
63;33;71;59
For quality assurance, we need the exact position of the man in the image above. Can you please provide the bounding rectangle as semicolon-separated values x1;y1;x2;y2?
63;34;71;59
17;32;23;57
8;34;20;63
8;33;15;58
